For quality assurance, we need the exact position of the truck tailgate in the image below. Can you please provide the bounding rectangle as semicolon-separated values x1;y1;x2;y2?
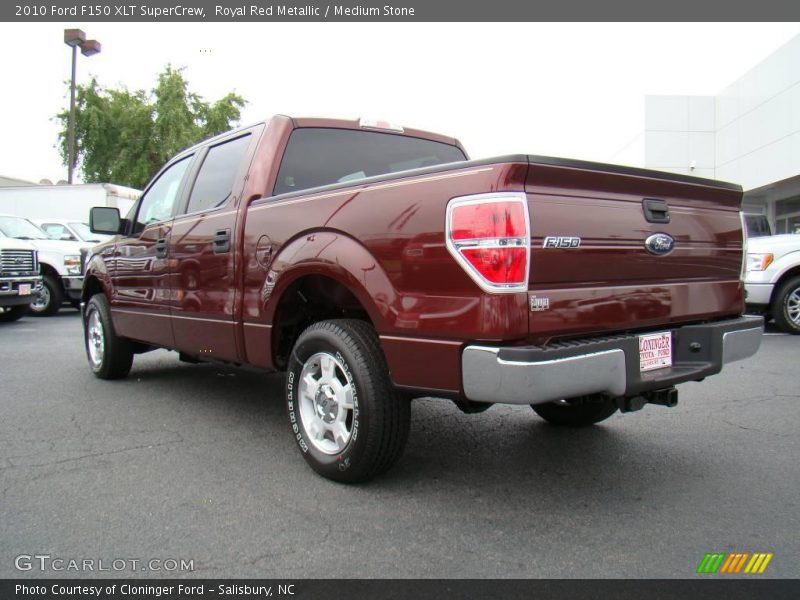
524;156;744;339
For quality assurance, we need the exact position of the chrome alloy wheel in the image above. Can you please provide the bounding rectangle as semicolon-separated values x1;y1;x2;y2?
297;352;355;454
86;309;105;368
788;287;800;325
30;285;50;312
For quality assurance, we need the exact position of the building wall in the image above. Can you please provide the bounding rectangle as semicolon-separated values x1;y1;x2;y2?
644;95;716;180
644;35;800;190
0;175;37;187
714;35;800;190
643;35;800;233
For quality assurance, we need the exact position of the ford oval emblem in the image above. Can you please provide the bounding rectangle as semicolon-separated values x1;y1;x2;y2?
645;233;675;256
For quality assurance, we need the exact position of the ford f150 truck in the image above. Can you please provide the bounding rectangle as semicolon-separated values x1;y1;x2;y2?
0;236;42;321
83;116;763;482
0;214;87;315
745;233;800;333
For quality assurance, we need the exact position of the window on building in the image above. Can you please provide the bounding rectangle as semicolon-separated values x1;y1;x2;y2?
776;196;800;235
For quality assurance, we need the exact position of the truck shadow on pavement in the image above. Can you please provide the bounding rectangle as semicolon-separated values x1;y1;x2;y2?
117;353;706;508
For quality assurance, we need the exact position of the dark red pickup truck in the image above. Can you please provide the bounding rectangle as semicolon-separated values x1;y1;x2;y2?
84;115;763;482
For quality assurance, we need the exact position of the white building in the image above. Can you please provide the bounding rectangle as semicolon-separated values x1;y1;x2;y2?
641;34;800;234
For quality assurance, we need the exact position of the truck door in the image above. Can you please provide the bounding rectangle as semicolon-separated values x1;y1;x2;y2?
168;131;257;362
110;155;193;348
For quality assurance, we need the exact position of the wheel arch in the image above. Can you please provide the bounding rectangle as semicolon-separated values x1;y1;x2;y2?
770;265;800;304
261;231;396;370
269;271;379;370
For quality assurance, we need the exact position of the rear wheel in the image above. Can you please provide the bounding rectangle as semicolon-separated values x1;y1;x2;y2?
772;276;800;334
84;294;134;379
286;319;410;483
531;395;618;427
0;305;29;322
29;274;62;316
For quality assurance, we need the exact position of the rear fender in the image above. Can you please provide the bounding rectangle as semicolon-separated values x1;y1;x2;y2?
262;230;395;330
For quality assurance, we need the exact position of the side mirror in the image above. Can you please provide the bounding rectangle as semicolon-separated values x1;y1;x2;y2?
90;207;122;235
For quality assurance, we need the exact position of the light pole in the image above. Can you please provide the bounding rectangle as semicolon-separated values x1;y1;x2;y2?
64;29;101;184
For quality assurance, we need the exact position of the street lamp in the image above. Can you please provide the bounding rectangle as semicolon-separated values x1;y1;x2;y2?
64;29;101;184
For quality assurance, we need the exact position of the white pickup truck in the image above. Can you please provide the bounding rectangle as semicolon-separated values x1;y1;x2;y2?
0;236;42;321
745;234;800;334
0;214;89;316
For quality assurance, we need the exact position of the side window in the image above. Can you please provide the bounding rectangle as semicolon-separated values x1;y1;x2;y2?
185;134;251;214
134;157;191;233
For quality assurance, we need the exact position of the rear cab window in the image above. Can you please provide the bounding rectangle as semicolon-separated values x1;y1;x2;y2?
273;128;466;196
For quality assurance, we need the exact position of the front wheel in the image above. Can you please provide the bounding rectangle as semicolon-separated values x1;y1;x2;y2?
531;395;618;427
29;274;63;316
772;276;800;334
84;294;134;379
286;319;410;483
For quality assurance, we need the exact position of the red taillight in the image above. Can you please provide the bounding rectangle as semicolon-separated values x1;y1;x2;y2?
451;202;527;240
446;193;530;293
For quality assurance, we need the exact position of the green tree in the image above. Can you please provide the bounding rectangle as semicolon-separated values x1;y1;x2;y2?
58;65;246;189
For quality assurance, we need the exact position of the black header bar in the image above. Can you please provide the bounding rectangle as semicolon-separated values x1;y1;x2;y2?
4;0;800;21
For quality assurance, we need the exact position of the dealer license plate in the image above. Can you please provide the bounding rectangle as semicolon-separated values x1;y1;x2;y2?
18;283;31;296
639;332;672;372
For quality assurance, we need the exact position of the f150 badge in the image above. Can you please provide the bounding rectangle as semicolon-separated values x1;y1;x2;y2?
543;236;581;248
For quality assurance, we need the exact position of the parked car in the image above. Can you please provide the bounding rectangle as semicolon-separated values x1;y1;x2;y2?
34;219;111;244
82;116;763;482
745;233;800;333
0;235;42;322
0;214;87;315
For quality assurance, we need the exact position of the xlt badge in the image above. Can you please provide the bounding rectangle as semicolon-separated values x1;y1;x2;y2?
530;296;550;312
543;236;581;248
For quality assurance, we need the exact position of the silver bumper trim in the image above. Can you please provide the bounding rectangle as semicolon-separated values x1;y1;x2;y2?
462;346;627;406
722;327;763;364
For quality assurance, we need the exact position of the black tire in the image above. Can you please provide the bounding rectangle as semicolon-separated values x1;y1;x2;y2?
286;319;410;483
0;305;29;322
771;275;800;335
531;395;618;427
29;274;63;316
84;294;134;379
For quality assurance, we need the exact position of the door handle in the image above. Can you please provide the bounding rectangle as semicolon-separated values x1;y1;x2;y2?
213;229;231;254
155;238;168;258
642;198;671;224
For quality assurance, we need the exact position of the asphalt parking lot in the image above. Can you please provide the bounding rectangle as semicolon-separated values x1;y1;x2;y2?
1;311;798;579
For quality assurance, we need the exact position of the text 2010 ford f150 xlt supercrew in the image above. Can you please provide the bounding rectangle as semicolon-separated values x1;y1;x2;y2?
83;116;763;482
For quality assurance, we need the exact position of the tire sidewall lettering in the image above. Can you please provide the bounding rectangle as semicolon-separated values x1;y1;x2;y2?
286;335;363;466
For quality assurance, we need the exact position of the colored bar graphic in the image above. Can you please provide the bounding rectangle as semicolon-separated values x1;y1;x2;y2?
719;553;749;573
699;552;773;574
744;553;774;574
697;553;726;574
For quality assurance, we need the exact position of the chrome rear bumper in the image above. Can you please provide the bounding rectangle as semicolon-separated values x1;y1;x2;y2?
462;315;764;406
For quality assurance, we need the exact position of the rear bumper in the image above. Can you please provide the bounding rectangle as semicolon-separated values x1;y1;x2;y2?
462;315;764;405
